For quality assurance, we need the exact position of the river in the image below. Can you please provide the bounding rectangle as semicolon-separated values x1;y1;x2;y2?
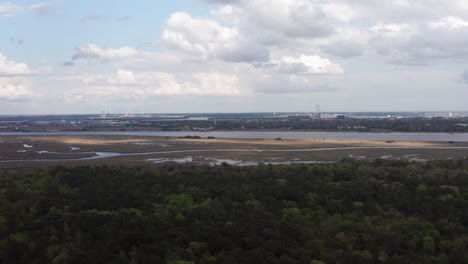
1;131;468;142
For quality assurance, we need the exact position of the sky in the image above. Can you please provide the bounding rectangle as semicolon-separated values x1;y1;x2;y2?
1;0;468;114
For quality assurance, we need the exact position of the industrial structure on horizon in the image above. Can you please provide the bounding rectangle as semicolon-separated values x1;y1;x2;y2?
287;104;322;121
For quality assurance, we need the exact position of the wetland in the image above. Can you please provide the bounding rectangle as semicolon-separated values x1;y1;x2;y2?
1;134;467;170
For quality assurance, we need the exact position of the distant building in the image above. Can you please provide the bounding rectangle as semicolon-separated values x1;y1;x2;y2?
336;115;346;119
287;115;311;121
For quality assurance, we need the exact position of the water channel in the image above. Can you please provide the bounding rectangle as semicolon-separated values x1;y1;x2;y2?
1;131;468;141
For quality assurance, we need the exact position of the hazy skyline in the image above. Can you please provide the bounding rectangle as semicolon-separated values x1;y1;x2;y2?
1;0;468;114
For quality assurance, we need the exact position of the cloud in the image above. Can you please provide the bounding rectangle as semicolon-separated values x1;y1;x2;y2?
430;16;468;30
0;2;26;17
190;72;241;95
0;53;32;76
6;0;468;112
31;3;54;16
0;2;51;17
114;69;136;85
0;78;36;101
199;0;367;60
72;44;138;61
63;93;84;104
0;53;37;101
320;3;357;23
259;81;338;94
371;23;418;41
268;55;343;75
368;17;468;64
461;70;468;84
327;0;462;22
251;73;339;94
162;12;269;62
370;23;418;57
202;0;468;65
167;4;353;71
240;0;335;40
322;42;365;58
79;69;241;97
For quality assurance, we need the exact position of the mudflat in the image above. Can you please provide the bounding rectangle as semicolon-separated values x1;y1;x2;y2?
1;135;467;171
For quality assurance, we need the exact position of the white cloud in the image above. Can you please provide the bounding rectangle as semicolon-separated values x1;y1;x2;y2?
370;23;420;61
241;0;335;39
6;0;468;113
0;78;36;101
0;53;32;76
211;5;244;24
162;1;367;63
0;53;37;101
368;17;468;64
78;69;241;98
430;16;468;30
31;3;54;16
330;0;468;22
270;55;344;75
162;12;268;62
252;73;339;94
205;0;468;65
0;2;51;17
320;3;357;22
190;72;241;95
0;2;25;17
115;69;136;85
72;44;138;61
63;93;85;104
371;23;418;40
203;0;369;61
146;72;241;96
321;42;365;58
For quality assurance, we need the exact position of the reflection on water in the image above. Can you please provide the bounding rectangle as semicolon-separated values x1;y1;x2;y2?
146;157;193;164
146;156;333;166
133;142;171;147
2;131;468;141
80;152;122;160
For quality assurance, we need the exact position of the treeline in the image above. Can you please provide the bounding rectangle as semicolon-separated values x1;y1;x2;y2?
213;118;468;132
1;159;468;263
5;117;468;133
124;117;468;133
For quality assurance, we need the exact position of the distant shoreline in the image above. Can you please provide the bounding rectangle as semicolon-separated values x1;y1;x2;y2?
1;130;468;142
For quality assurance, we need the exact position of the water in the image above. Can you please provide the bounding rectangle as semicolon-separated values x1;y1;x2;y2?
1;131;468;141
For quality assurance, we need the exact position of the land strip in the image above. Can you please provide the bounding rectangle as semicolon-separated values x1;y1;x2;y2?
1;135;467;171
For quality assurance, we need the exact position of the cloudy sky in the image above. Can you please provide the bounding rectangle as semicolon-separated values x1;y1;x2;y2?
1;0;468;114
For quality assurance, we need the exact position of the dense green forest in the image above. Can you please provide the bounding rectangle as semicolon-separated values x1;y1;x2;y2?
1;160;468;263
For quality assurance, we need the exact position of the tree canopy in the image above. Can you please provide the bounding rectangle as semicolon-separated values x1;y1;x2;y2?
1;159;467;263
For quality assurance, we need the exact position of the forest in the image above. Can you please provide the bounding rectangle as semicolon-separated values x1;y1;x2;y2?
1;159;467;263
